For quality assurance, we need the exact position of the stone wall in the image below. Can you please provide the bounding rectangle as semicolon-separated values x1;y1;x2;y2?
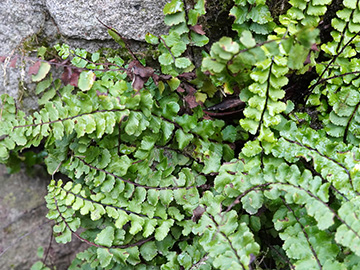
0;1;169;269
0;0;169;99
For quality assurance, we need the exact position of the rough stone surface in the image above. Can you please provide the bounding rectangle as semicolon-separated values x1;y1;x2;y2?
0;0;46;98
0;165;87;269
0;0;46;56
46;0;169;41
0;0;169;99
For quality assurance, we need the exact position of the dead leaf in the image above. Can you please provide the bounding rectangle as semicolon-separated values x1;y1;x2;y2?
69;69;81;87
192;206;206;222
184;94;198;109
190;25;206;35
28;61;41;76
128;60;154;91
152;73;172;86
183;83;196;95
304;53;311;65
132;76;146;91
176;86;185;93
133;64;154;78
178;72;196;80
311;43;319;51
61;67;80;87
159;74;172;80
61;67;71;84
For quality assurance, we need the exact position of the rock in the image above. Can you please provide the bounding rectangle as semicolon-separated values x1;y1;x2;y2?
46;0;169;41
0;0;46;56
0;0;169;100
0;0;46;98
0;165;87;270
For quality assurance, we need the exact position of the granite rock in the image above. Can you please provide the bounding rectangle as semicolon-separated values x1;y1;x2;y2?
46;0;169;41
0;0;169;99
0;0;46;56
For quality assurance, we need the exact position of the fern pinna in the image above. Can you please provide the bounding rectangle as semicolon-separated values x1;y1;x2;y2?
1;0;360;269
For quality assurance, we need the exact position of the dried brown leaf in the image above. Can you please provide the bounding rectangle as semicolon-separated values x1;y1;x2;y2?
178;72;196;80
311;43;319;51
184;94;199;109
28;61;41;76
192;206;206;222
133;65;154;78
61;67;80;87
304;53;311;65
176;86;185;93
190;25;206;35
183;83;196;95
69;69;81;87
132;76;146;91
128;60;154;90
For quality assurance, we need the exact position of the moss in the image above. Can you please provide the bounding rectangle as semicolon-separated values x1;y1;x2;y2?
202;0;237;43
266;0;291;25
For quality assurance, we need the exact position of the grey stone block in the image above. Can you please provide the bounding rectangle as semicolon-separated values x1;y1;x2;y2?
46;0;169;41
0;0;46;56
0;0;169;100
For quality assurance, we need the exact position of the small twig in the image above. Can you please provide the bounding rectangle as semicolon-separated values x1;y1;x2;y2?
42;232;53;265
204;108;244;117
343;101;360;143
96;18;141;64
51;161;62;179
318;71;360;84
158;36;176;64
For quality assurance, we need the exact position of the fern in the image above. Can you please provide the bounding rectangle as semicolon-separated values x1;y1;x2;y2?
1;0;360;269
310;1;360;144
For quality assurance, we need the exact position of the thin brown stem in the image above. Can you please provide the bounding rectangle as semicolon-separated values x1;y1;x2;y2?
158;36;176;64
